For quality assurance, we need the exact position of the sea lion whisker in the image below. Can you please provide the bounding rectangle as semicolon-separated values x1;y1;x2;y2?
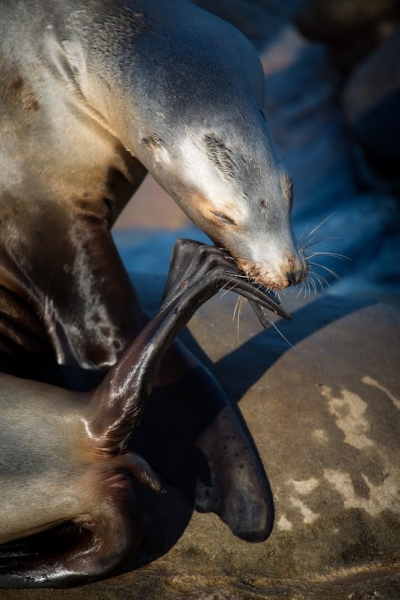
307;251;349;261
232;294;240;323
308;276;318;296
225;273;250;279
219;283;239;299
301;234;317;247
220;276;240;288
298;222;311;244
308;271;325;292
219;276;243;298
302;213;335;241
219;287;235;299
233;295;247;339
238;296;247;338
313;271;330;288
302;236;340;250
308;262;341;280
271;321;295;350
295;282;303;298
313;270;329;290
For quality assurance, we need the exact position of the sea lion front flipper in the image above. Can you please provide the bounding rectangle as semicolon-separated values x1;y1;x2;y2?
130;361;274;542
1;201;144;378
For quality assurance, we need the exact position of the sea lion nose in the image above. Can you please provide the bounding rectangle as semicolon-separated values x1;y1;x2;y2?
287;270;302;286
286;256;305;286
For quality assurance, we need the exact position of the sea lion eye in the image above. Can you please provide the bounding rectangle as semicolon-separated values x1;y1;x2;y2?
211;211;236;226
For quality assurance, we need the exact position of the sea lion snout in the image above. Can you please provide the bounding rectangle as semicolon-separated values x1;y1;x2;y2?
236;255;305;290
233;237;307;291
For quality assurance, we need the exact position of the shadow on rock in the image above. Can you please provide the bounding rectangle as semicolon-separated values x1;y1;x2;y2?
125;275;376;571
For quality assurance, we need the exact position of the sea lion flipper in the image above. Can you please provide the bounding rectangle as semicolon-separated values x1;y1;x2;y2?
194;388;274;542
160;239;291;321
160;238;205;305
0;526;94;589
0;475;143;589
87;241;279;454
130;363;274;542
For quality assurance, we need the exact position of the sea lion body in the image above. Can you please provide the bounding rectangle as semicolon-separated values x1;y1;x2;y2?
0;242;282;587
0;376;92;543
1;0;304;371
0;0;304;587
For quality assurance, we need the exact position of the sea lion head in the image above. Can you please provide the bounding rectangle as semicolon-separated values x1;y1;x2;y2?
133;9;307;290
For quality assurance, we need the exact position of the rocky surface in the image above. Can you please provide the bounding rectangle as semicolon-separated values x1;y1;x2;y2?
3;276;400;598
258;25;400;305
343;28;400;192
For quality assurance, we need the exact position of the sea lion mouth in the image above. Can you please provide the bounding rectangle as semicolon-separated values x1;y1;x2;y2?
208;246;291;326
236;259;295;291
225;252;306;291
208;231;307;291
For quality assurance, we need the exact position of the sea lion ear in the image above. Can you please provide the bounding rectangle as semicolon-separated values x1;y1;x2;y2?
142;134;170;164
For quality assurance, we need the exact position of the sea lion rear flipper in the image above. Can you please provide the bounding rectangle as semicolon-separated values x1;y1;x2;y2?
87;241;279;455
0;454;150;588
0;477;143;589
161;239;292;322
116;240;275;541
0;524;95;589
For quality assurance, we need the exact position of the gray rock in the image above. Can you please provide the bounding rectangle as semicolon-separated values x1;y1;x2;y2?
3;276;399;598
259;25;400;304
294;0;399;73
343;28;400;193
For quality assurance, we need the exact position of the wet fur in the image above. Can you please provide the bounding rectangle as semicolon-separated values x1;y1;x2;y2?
0;0;301;587
0;242;281;587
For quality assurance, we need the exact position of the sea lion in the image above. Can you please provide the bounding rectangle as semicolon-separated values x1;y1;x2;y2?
0;241;284;588
0;0;303;570
0;0;304;366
